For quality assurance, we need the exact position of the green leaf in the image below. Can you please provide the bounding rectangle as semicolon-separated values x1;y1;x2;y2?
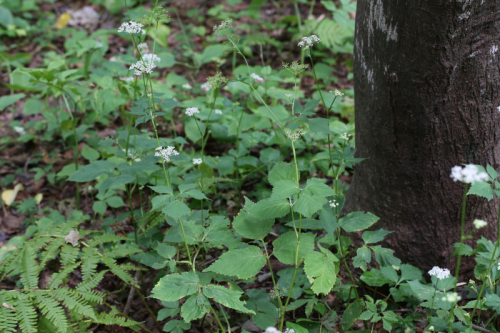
380;266;399;283
302;178;336;197
81;145;100;162
106;196;125;208
248;198;290;219
68;161;115;182
164;220;202;245
151;272;200;302
162;200;190;220
233;211;274;240
203;284;255;314
468;181;494;201
93;201;107;215
399;264;423;282
0;93;25;111
181;294;210;322
371;245;401;267
149;185;173;194
293;195;327;218
407;280;436;301
273;231;315;265
20;244;39;290
203;216;241;249
487;164;499;180
308;118;331;134
341;299;363;331
184;189;208;200
362;229;393;245
339;211;379;232
271;180;300;200
352;246;371;271
205;246;266;279
360;269;393;287
156;242;176;259
268;161;296;186
304;250;339;295
485;294;500;314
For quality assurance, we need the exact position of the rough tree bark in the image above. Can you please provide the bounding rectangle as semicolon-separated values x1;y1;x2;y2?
345;0;500;273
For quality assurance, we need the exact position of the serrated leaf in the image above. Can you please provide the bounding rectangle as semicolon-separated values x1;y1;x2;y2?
273;231;315;265
341;299;363;331
352;246;371;271
181;294;210;322
248;198;290;219
293;194;327;218
302;178;335;197
400;264;422;282
203;284;255;314
151;271;200;302
162;200;190;220
68;161;115;182
485;294;500;314
205;246;266;279
156;242;176;259
268;161;296;185
304;250;339;295
360;269;393;287
380;266;399;283
339;211;379;232
271;180;300;200
184;189;208;200
362;229;393;245
308;117;331;134
407;280;435;301
149;185;173;194
371;245;401;267
233;211;275;240
468;181;494;201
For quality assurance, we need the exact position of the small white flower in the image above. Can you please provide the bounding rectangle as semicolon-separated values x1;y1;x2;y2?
334;89;344;96
182;83;192;89
118;21;144;34
473;219;488;229
497;106;500;112
285;94;293;98
251;73;264;83
329;200;339;208
214;109;223;115
193;158;203;165
265;328;280;333
441;292;461;303
298;35;321;49
155;146;179;163
428;266;451;280
498;262;500;271
185;107;200;117
284;329;295;333
340;132;351;141
13;126;26;135
122;77;135;82
201;82;211;92
129;53;161;76
450;165;489;184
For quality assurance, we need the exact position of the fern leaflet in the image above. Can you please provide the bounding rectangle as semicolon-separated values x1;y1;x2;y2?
60;243;79;266
101;256;137;286
87;234;124;247
81;247;99;282
20;244;39;290
0;292;17;333
35;291;69;332
49;262;80;289
53;288;98;320
76;270;107;292
14;296;37;333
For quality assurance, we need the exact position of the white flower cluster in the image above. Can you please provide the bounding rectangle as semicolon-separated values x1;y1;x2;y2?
122;77;135;82
14;126;26;135
137;42;149;54
182;83;192;89
265;327;294;333
129;53;161;75
118;21;144;34
473;219;488;229
215;109;223;115
334;89;344;96
340;132;351;141
251;73;264;83
185;107;200;117
450;165;488;184
441;292;461;303
193;158;202;165
284;128;306;141
298;35;321;48
428;266;451;280
201;82;211;92
329;199;339;208
155;146;179;162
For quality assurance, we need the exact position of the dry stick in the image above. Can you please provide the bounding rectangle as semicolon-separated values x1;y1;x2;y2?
123;271;141;315
134;286;161;332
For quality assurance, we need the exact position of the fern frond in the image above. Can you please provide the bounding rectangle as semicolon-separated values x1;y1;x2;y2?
53;288;97;321
60;243;80;267
81;247;99;282
49;262;80;289
314;18;353;52
20;244;39;290
97;306;142;327
30;236;52;252
100;256;137;286
13;294;37;333
76;290;105;304
87;234;124;247
136;208;163;230
0;292;17;333
119;263;144;271
104;244;142;258
35;291;69;333
76;270;107;292
0;247;21;279
39;238;66;272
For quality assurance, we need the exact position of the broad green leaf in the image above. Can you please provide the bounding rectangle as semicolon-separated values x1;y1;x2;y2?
184;189;208;200
205;246;266;279
156;242;176;259
339;211;379;232
308;118;331;134
92;201;106;215
68;161;115;182
248;198;290;219
270;180;300;200
268;161;296;185
181;294;210;322
203;284;255;314
164;220;202;245
468;181;494;201
302;178;336;197
162;200;190;220
203;216;241;249
360;269;393;287
380;266;399;283
233;211;274;240
487;164;499;180
81;145;100;162
149;186;173;194
106;196;125;208
362;229;393;245
273;231;315;265
151;271;199;302
485;294;500;314
399;264;422;282
179;184;198;193
293;195;327;218
371;245;401;267
407;280;435;301
341;299;363;331
0;93;25;111
304;250;339;295
352;246;371;271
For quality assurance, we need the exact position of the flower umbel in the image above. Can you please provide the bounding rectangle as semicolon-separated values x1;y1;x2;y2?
129;53;161;76
428;266;451;280
282;61;308;75
251;73;264;83
473;219;488;229
118;21;144;34
298;35;321;49
155;146;179;162
329;200;339;208
193;158;202;165
340;132;351;141
285;128;306;142
215;109;223;115
185;107;200;117
441;292;461;303
450;165;488;184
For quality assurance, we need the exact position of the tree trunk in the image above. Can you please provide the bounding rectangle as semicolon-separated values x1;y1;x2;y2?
345;0;500;274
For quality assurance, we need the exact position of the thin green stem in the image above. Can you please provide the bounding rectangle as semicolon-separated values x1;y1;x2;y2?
429;286;438;328
261;239;284;312
210;305;226;333
178;217;193;269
